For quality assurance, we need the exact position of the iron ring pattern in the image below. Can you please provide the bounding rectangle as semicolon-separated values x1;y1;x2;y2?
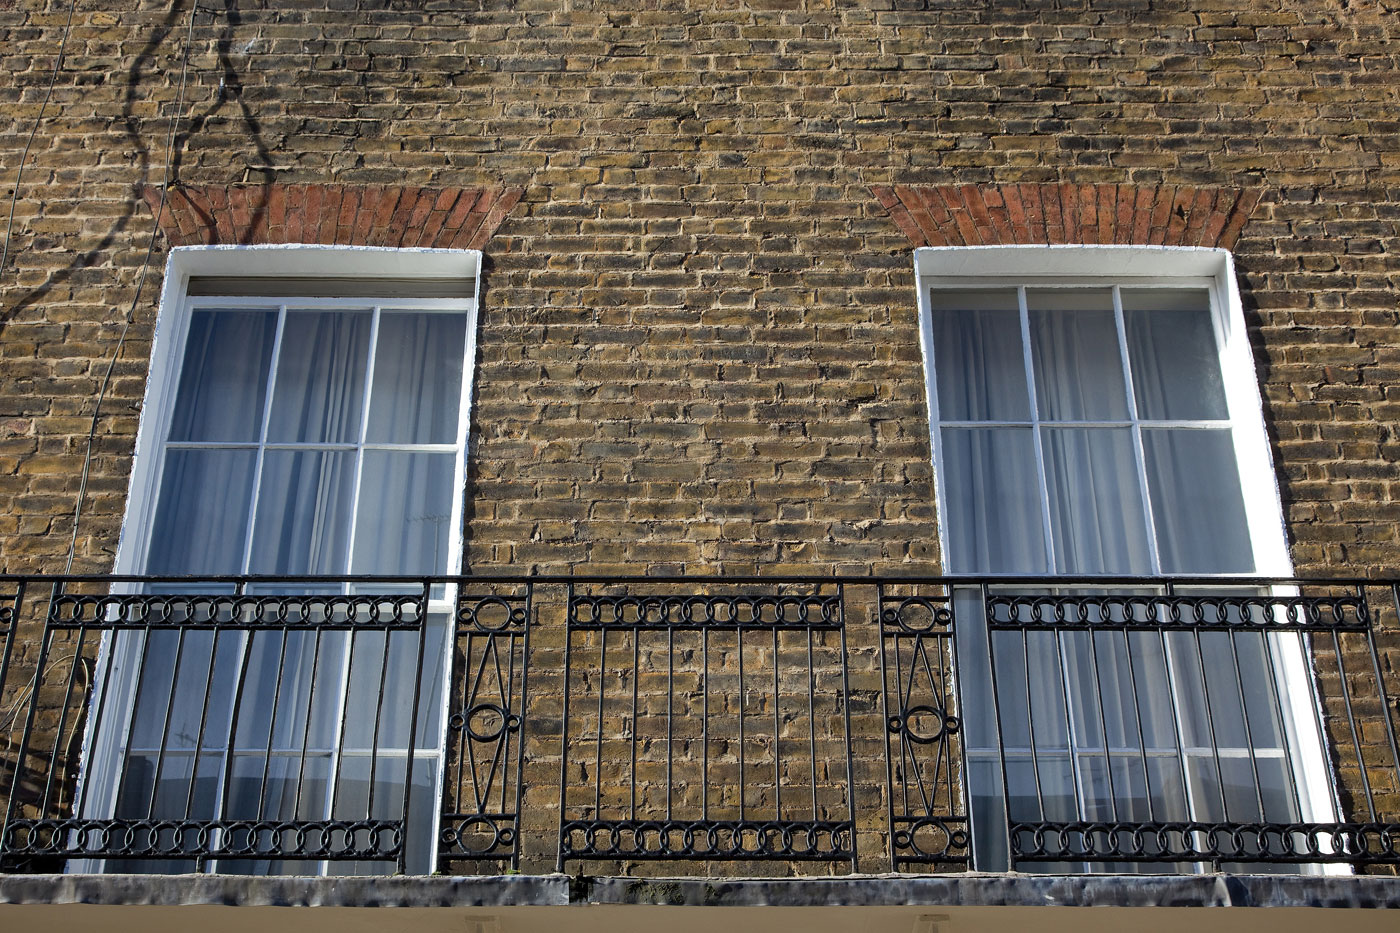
889;817;972;862
1008;821;1400;863
48;592;427;630
559;819;855;861
879;597;955;634
437;815;518;859
567;593;842;630
0;818;404;860
985;592;1369;631
456;594;530;632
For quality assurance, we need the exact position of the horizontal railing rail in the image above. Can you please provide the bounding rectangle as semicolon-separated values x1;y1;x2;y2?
0;573;1397;875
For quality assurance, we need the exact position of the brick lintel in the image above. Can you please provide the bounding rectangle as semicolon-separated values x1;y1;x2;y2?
872;183;1261;251
140;183;526;251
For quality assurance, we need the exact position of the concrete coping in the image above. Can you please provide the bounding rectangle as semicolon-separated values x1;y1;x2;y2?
2;872;1399;910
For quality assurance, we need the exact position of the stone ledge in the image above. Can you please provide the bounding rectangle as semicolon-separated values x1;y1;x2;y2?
3;872;1399;910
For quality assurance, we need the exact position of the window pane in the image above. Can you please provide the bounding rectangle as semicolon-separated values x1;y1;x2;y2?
168;310;277;442
366;312;468;444
147;449;257;574
931;289;1030;421
940;427;1048;574
1142;428;1253;573
1123;289;1227;421
351;451;456;574
1042;427;1151;574
266;310;372;443
248;450;357;575
1026;289;1128;421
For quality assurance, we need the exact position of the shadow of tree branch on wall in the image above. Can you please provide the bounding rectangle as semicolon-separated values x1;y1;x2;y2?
0;0;277;337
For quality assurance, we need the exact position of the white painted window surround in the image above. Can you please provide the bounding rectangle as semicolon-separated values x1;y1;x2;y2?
914;244;1290;577
81;245;481;876
116;244;482;576
913;245;1338;873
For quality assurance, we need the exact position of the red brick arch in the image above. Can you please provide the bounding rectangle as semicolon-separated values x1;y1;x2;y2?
140;183;525;250
873;184;1261;250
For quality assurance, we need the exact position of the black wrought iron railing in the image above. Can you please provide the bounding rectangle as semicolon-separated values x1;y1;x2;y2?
1;574;1398;875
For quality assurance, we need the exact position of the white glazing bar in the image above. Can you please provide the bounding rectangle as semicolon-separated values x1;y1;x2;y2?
343;305;384;584
1017;285;1056;573
238;305;289;576
315;303;384;876
1112;285;1165;577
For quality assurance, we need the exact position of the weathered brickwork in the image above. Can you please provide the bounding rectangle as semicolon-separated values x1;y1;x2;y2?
1;0;1397;579
141;182;524;249
0;0;1399;878
874;183;1261;249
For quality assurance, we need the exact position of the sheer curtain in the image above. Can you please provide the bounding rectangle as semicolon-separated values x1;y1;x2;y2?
97;305;465;875
932;285;1288;872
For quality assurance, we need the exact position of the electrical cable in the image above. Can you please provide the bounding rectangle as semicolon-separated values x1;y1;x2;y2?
0;0;79;278
63;2;202;573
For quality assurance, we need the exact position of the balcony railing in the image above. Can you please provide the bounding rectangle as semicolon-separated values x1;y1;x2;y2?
1;574;1398;875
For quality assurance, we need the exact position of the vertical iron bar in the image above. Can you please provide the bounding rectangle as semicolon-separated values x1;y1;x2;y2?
807;617;818;819
75;585;121;819
146;626;190;820
2;581;58;836
1158;585;1204;868
666;617;674;822
0;581;21;848
890;593;912;823
1119;628;1157;823
773;618;781;822
595;622;607;818
1021;629;1047;819
396;582;430;873
1332;629;1377;820
1050;618;1084;833
328;625;359;822
508;582;533;870
555;583;575;872
254;627;292;822
737;599;746;822
1224;626;1268;822
630;621;639;821
217;595;257;827
183;625;224;820
1256;622;1304;823
0;581;21;731
982;582;1016;869
837;584;858;872
702;620;709;822
1085;625;1120;826
455;627;471;822
935;600;956;846
877;585;896;870
1189;626;1232;823
41;615;87;815
1372;587;1400;823
947;585;975;867
365;622;396;821
292;625;325;820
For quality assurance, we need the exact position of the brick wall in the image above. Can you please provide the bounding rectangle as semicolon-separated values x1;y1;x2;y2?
1;0;1399;877
2;0;1398;578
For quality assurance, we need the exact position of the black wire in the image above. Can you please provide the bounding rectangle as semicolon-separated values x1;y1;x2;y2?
64;2;203;573
0;0;79;278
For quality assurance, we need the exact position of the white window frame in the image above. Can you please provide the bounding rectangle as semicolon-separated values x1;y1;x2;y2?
115;243;482;577
80;244;482;874
913;244;1340;868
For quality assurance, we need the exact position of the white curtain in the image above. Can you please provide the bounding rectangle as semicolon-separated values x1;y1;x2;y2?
102;307;463;875
933;288;1290;871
